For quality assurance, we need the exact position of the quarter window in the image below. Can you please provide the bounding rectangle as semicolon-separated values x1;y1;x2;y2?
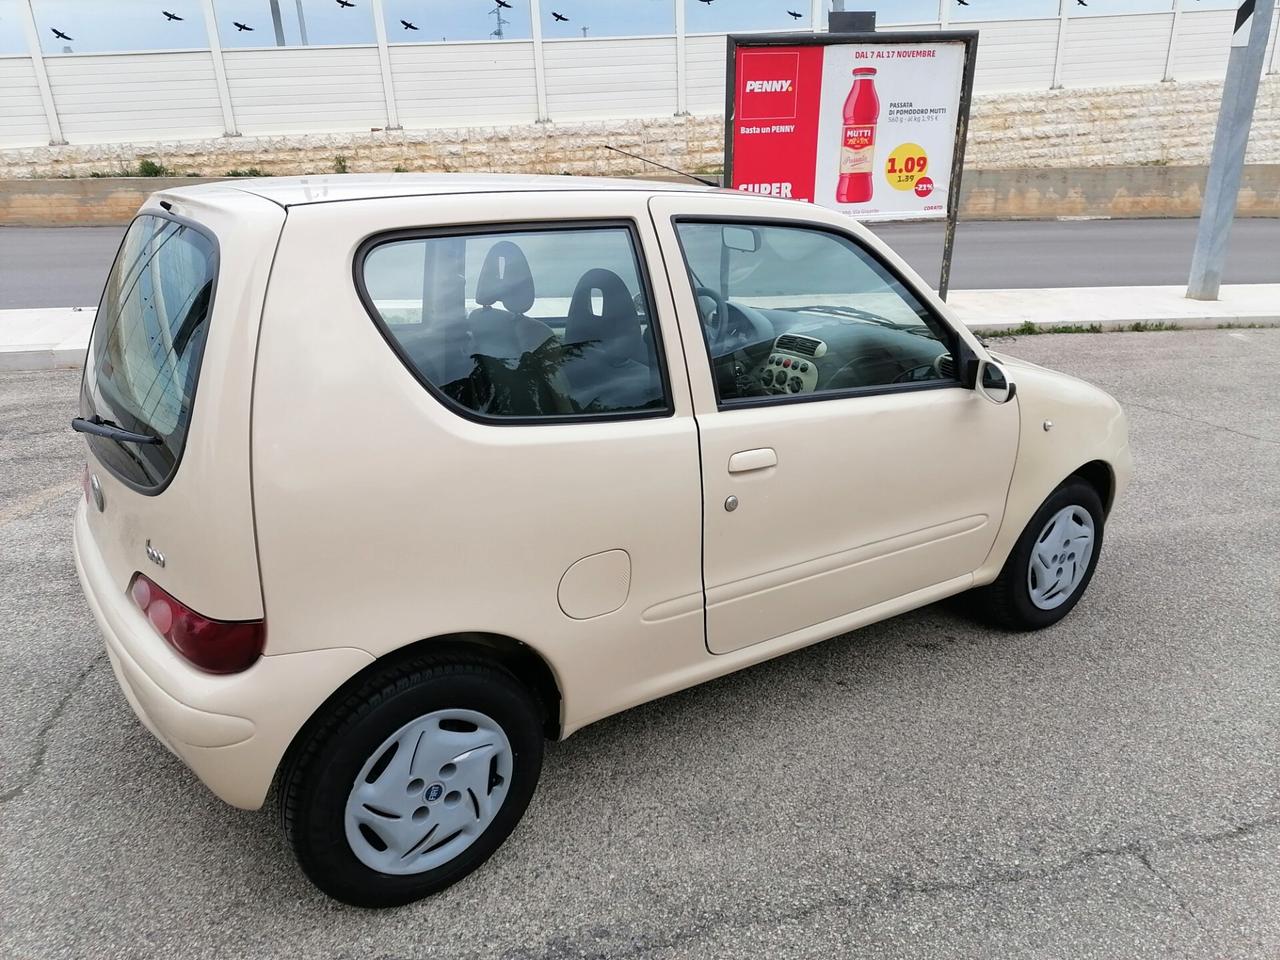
361;226;669;420
673;221;958;404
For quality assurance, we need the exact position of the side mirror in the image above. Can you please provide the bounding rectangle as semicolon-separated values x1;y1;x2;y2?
978;360;1017;404
722;225;760;253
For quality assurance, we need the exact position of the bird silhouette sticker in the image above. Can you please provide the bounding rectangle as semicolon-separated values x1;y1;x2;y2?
233;21;254;31
401;19;419;30
162;10;184;21
51;27;73;41
956;0;969;6
552;11;568;22
336;0;355;6
495;0;512;8
787;10;802;18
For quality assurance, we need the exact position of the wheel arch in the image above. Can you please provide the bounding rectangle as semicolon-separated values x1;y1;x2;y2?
1070;459;1116;515
273;632;563;799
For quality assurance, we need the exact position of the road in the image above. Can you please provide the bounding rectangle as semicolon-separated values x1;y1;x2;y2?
2;329;1278;959
2;218;1278;309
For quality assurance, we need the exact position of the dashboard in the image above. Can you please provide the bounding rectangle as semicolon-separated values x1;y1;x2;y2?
711;300;954;400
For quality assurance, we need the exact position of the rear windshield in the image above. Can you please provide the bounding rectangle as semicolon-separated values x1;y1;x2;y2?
80;214;217;490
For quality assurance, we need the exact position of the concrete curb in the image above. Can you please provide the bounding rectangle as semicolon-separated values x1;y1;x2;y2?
3;286;1278;373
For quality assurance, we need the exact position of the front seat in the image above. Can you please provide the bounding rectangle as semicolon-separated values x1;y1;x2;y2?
562;268;658;413
464;241;572;416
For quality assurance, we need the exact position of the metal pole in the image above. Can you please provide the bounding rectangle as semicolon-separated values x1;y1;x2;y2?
17;0;65;144
1187;0;1276;300
1051;0;1069;89
674;0;688;114
294;0;309;45
369;0;400;129
528;0;550;121
810;0;823;31
1270;5;1279;72
1162;0;1181;82
200;0;239;135
939;0;951;29
269;0;286;46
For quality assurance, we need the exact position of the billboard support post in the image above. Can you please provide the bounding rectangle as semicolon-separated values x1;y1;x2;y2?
939;37;978;301
723;30;978;300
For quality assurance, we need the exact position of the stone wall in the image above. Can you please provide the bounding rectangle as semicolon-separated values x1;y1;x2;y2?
0;76;1276;180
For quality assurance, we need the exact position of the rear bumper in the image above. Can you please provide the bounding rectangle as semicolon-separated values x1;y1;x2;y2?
73;501;374;809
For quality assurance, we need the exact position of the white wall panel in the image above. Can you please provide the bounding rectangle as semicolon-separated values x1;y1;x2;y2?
966;20;1059;92
0;58;51;147
390;42;538;128
1061;14;1171;87
1172;9;1235;78
685;34;728;115
543;38;677;120
223;46;387;135
43;52;223;143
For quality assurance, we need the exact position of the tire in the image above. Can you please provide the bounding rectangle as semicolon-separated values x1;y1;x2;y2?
975;477;1105;631
279;654;544;908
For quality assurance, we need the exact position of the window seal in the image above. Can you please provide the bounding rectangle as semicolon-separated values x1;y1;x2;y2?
668;214;965;412
353;219;677;427
78;209;221;497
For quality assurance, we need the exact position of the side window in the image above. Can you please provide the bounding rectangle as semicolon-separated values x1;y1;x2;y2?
672;221;958;404
360;226;669;420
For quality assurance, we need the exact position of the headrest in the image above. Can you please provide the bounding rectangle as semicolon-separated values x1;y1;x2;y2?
475;240;535;316
565;268;640;355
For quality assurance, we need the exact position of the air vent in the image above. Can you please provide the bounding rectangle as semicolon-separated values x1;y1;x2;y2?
775;334;823;358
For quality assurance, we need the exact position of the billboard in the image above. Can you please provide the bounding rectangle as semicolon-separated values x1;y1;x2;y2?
725;32;977;224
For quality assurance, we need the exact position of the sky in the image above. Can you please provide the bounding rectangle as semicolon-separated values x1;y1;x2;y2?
0;0;1240;56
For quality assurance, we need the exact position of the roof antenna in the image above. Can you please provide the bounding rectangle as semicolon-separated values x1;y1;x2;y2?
604;146;719;188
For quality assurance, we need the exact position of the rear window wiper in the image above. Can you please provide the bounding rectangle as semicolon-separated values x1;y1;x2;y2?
71;415;162;446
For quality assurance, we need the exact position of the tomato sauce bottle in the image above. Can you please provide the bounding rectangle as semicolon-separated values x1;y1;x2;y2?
836;66;879;204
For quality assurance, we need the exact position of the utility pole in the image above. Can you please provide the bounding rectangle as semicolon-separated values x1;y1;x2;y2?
490;3;510;39
1187;0;1276;300
581;26;589;37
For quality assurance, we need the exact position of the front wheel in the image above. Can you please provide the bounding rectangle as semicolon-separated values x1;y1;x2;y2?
975;477;1105;630
280;655;544;908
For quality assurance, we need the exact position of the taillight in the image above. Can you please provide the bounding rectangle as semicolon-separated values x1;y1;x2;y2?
129;573;265;674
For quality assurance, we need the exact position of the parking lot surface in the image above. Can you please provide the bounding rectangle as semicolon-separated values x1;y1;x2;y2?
1;329;1277;959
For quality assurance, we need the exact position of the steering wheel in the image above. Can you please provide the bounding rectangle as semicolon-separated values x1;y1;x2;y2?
694;286;730;354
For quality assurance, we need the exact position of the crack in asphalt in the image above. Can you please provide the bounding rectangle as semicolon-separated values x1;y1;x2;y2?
491;812;1279;960
1114;398;1280;446
0;653;104;805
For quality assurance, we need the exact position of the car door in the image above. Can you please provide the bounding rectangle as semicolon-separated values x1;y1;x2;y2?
649;194;1019;656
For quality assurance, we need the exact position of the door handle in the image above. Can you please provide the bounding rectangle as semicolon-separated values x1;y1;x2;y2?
728;448;778;474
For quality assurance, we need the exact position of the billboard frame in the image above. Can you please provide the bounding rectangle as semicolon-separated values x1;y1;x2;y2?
723;30;979;299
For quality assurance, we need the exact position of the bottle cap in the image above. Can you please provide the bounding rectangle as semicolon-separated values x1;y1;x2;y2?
852;67;877;76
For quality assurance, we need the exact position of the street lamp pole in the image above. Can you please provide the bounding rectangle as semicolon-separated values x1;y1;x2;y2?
268;0;286;46
1187;0;1276;300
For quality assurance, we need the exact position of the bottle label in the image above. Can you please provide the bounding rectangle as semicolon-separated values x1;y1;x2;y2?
840;124;875;175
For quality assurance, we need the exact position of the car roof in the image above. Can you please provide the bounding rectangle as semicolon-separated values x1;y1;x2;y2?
157;173;718;210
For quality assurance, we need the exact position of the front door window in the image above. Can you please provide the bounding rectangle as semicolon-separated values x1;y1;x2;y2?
672;221;958;404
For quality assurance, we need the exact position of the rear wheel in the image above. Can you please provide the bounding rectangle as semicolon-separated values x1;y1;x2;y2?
975;477;1105;630
280;656;544;907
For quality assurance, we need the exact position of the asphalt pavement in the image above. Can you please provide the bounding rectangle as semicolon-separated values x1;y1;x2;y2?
1;328;1277;958
2;217;1279;309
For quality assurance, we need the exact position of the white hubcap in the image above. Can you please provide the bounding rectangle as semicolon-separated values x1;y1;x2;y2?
344;709;513;875
1027;505;1096;611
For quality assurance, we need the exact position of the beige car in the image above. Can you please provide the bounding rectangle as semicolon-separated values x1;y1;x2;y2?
73;174;1130;907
